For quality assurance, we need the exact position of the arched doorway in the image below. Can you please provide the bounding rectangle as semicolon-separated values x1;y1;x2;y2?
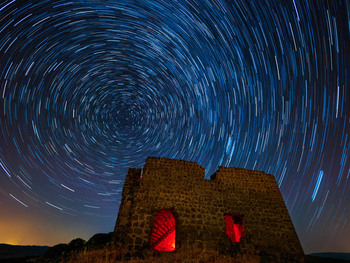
150;209;176;251
224;214;245;243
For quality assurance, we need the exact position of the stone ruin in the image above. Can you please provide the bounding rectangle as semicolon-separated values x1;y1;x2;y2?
114;157;304;262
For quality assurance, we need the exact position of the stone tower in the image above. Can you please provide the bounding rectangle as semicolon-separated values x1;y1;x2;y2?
114;157;304;262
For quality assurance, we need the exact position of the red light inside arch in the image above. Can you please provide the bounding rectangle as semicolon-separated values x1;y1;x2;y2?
224;215;245;243
150;209;175;251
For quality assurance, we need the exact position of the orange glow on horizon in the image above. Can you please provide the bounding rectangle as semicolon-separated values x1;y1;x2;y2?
2;239;18;246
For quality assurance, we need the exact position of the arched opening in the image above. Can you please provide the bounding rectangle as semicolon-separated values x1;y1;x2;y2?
150;209;175;251
224;214;245;243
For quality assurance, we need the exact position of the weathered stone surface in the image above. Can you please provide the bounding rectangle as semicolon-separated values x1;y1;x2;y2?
114;157;304;262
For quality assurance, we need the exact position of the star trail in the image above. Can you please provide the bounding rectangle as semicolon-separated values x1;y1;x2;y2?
0;0;349;253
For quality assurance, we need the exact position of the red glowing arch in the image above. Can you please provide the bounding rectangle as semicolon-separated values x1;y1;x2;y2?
224;214;245;243
150;209;176;251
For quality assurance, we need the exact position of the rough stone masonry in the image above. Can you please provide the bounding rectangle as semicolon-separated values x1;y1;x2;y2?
114;157;304;262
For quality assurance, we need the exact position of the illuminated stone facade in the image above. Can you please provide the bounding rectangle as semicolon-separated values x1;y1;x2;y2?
114;157;304;262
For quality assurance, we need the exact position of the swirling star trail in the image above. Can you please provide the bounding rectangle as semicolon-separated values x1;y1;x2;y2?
0;0;349;253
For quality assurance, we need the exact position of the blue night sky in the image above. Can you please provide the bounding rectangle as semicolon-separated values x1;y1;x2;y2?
0;0;349;254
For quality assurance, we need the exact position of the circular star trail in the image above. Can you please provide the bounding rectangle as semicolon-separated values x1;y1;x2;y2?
0;0;349;252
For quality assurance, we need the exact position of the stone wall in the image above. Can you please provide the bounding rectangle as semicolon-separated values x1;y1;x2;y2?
114;157;304;262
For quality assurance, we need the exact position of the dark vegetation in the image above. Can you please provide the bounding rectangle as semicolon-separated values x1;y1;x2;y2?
44;247;350;263
2;235;349;262
37;232;114;263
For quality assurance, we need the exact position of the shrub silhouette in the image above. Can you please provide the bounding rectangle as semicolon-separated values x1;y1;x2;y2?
37;238;86;263
66;238;85;253
38;243;68;263
85;232;114;251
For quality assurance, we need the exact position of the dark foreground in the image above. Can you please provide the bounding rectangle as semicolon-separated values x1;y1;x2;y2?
2;253;350;263
1;237;349;263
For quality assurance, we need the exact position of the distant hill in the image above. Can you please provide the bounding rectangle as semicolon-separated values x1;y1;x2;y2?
308;253;350;262
0;244;50;260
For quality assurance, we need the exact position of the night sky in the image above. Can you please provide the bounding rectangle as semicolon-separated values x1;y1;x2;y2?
0;0;349;254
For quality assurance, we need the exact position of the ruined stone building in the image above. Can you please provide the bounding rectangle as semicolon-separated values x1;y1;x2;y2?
114;157;304;262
